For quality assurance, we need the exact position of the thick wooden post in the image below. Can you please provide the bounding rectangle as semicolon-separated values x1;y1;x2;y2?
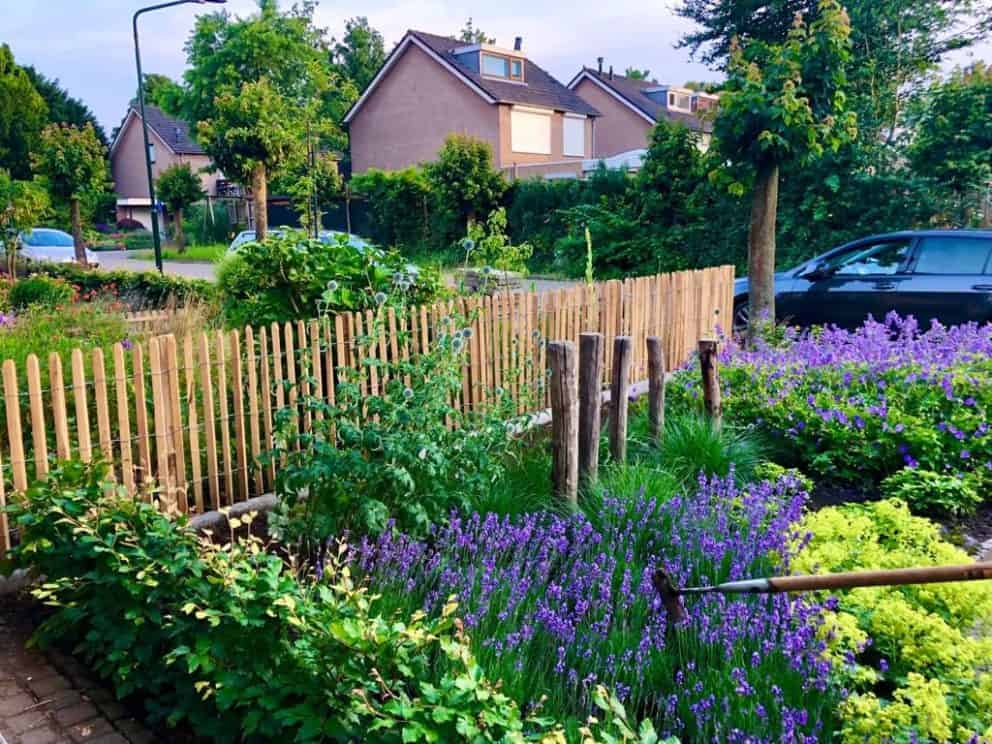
578;332;604;484
548;341;579;504
698;338;722;429
609;336;632;463
647;336;666;443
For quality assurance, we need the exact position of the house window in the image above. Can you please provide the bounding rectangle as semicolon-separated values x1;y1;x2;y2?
482;53;523;81
148;142;156;164
667;92;693;112
511;106;551;154
563;115;585;157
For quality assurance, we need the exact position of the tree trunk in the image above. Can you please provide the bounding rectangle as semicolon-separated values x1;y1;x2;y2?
746;161;779;343
174;207;186;253
70;196;87;266
252;163;268;241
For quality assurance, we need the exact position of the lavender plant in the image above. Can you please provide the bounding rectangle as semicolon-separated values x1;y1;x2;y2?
357;472;842;741
671;314;992;511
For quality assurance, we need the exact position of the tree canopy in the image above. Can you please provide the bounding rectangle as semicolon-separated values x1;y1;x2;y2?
21;65;107;147
333;17;386;92
458;18;495;44
0;44;48;180
624;67;651;80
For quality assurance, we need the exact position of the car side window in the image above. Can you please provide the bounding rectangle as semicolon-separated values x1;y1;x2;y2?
826;240;913;276
911;237;991;275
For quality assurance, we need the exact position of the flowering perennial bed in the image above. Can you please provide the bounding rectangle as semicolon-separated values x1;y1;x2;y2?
673;315;992;493
359;472;841;741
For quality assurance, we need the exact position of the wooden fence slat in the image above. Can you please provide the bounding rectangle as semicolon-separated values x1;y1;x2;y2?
112;344;135;495
92;349;114;470
48;353;71;461
183;335;203;512
216;331;234;507
3;361;27;492
259;327;275;486
198;333;221;507
245;327;263;495
148;337;173;509
131;345;152;495
164;336;187;513
309;320;324;423
297;320;312;434
284;322;300;444
230;330;249;501
26;355;48;480
71;349;92;465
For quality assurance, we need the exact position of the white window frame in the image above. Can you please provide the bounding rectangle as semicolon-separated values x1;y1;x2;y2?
510;106;552;155
562;114;586;157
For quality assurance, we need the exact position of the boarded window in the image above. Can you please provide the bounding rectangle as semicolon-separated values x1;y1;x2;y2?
563;115;585;157
511;107;551;155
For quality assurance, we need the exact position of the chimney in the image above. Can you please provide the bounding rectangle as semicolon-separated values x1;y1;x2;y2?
514;36;522;51
609;65;613;80
597;56;604;74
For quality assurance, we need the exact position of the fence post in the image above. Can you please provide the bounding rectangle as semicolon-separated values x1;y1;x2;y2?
698;338;722;429
647;336;666;444
548;341;578;504
578;333;603;484
609;336;632;463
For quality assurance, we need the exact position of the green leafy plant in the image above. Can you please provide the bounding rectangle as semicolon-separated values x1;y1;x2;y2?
269;306;525;545
156;163;205;251
29;262;213;309
217;230;444;328
9;461;659;743
795;499;992;742
880;467;983;517
8;274;73;309
464;207;533;274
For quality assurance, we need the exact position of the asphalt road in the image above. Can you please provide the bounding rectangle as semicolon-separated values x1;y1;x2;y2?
96;251;578;293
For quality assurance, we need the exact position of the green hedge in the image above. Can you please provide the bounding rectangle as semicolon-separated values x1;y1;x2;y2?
28;263;214;309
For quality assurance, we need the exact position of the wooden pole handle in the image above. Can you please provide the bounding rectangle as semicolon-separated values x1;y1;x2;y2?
769;562;992;593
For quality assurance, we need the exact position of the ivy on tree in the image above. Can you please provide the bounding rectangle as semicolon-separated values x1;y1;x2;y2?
156;163;205;252
714;0;856;338
31;123;108;265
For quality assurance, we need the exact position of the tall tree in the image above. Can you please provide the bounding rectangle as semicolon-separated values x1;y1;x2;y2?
907;62;992;224
32;123;108;264
425;135;506;245
714;0;856;338
458;18;495;44
156;163;206;252
0;45;48;180
180;0;344;240
140;73;185;115
333;17;386;92
20;65;107;147
624;67;651;80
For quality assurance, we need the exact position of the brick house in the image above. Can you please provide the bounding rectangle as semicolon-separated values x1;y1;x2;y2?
110;104;232;230
567;65;716;159
344;30;600;180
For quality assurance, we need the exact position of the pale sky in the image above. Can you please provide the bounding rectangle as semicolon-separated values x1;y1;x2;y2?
5;0;990;138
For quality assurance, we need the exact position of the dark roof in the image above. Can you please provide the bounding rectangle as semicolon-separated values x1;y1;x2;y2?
407;31;599;117
574;69;713;133
137;104;205;155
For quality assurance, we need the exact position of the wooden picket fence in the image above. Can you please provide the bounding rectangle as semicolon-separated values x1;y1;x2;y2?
0;265;734;550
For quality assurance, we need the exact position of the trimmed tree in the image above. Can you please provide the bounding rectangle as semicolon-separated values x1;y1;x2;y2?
32;123;107;265
156;163;205;252
0;169;50;276
714;0;856;338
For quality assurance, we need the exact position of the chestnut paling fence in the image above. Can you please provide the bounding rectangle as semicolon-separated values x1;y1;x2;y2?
0;265;734;550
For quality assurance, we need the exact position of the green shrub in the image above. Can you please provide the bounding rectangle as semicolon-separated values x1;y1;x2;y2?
121;230;154;251
183;202;231;246
9;275;74;309
216;230;445;328
796;499;992;742
9;461;660;744
463;207;532;274
269;309;524;545
350;167;432;254
880;467;983;517
27;262;214;309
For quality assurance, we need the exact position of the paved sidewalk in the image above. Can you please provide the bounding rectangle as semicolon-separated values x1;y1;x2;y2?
0;600;158;744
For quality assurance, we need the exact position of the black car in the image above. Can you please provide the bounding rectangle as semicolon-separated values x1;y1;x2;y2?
733;230;992;329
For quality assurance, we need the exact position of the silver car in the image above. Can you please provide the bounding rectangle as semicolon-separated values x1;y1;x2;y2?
14;228;100;267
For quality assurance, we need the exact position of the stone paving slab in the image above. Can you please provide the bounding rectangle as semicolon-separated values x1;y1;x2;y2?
0;599;160;744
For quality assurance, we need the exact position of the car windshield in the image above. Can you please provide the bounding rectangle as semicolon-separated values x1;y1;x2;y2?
21;229;74;247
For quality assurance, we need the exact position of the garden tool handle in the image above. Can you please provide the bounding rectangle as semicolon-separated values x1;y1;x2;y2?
767;562;992;593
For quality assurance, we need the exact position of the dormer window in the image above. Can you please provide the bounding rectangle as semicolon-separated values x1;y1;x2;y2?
482;52;523;81
668;91;693;112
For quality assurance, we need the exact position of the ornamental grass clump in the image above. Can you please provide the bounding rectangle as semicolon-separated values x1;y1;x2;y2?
670;313;992;508
359;472;842;741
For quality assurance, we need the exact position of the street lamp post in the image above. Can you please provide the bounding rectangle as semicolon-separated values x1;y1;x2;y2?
132;0;225;273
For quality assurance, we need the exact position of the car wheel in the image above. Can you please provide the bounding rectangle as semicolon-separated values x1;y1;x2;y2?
733;300;749;334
